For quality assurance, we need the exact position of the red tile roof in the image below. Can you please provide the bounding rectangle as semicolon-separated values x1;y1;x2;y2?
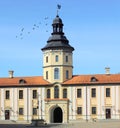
63;74;120;85
0;76;51;87
0;74;120;87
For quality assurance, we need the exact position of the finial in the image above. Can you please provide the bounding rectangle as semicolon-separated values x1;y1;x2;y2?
57;4;61;16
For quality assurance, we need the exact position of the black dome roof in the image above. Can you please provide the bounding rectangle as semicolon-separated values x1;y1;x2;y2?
42;15;74;51
53;15;63;24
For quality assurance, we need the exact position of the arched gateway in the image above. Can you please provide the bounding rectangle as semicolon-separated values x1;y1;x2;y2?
50;106;63;123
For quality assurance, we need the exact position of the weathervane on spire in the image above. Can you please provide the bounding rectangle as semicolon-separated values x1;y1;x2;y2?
57;4;61;16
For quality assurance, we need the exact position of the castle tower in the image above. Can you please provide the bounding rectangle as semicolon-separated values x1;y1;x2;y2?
41;15;74;83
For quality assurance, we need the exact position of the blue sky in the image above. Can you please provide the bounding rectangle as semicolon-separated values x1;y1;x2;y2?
0;0;120;77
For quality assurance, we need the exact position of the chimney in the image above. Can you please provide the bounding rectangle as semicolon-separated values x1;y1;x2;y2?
105;67;110;75
9;70;14;78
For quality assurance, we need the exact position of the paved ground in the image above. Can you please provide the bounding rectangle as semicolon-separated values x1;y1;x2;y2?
0;120;120;128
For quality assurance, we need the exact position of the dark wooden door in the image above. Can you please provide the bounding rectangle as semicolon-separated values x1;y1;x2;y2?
5;110;10;120
106;109;111;119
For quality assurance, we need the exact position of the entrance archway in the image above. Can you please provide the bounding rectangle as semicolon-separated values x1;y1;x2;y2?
53;107;63;123
50;106;63;123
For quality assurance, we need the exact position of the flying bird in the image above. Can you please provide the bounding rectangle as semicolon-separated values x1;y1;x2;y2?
20;33;22;36
45;17;48;20
21;28;24;31
32;27;35;30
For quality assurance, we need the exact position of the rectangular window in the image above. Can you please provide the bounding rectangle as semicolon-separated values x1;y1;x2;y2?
5;90;10;99
19;108;24;115
47;89;50;98
46;71;48;79
66;70;69;79
19;90;23;99
77;89;82;98
91;88;96;97
63;89;67;98
77;107;82;114
54;86;59;98
54;68;59;79
55;55;59;62
66;56;68;62
106;88;110;97
92;107;96;114
33;108;37;115
33;90;37;99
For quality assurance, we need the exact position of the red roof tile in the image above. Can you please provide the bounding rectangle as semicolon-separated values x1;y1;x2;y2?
0;74;120;87
0;76;51;87
63;74;120;85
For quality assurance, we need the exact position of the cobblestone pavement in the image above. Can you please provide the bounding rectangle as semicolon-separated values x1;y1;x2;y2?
0;121;120;128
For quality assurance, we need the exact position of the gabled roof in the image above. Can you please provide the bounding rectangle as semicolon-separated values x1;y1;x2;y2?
63;74;120;85
0;76;51;87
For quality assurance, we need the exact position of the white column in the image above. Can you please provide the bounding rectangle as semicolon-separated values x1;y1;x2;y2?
72;87;76;120
97;86;101;119
69;86;72;120
14;88;18;120
1;89;4;120
115;86;119;119
87;86;90;120
112;86;115;119
101;86;105;119
24;88;27;121
10;88;14;120
41;87;45;119
83;86;86;120
25;88;31;122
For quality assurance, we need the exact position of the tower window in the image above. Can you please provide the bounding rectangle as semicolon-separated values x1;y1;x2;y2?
55;55;59;62
65;56;68;62
54;68;59;79
66;70;69;79
46;56;48;63
54;86;59;98
46;71;48;79
47;89;51;98
63;88;67;98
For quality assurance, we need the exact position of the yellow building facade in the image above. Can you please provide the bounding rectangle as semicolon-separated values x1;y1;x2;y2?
0;15;120;123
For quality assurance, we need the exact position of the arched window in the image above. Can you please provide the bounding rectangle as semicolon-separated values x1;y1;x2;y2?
54;86;59;98
54;68;59;79
47;89;50;98
63;88;67;98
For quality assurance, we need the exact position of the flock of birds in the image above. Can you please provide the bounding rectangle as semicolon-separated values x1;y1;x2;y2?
16;16;49;40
